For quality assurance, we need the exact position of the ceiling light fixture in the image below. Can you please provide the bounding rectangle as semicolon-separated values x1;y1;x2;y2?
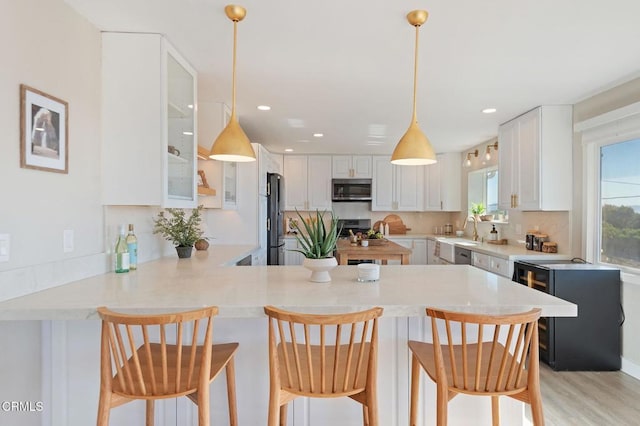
257;105;271;111
313;133;323;138
390;10;436;166
209;5;256;162
482;108;497;114
464;149;479;168
485;141;498;160
284;148;293;152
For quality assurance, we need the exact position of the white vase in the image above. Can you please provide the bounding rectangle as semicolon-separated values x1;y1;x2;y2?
303;257;338;283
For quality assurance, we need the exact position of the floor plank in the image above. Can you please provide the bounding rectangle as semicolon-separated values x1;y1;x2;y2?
525;364;640;425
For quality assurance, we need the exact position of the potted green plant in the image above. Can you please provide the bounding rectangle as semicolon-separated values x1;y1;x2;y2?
153;205;205;258
470;202;486;219
291;209;340;282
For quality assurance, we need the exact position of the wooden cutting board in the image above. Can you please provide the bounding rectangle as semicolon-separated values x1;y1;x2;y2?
373;214;411;234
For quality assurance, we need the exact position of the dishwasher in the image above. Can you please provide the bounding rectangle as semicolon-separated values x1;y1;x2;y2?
454;246;472;264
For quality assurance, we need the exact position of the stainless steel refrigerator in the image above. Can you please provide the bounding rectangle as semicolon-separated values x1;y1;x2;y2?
267;173;285;265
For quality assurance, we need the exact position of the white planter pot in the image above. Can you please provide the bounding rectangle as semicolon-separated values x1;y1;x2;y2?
303;257;338;283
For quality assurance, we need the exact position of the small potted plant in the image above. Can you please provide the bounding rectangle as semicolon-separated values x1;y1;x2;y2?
470;202;486;221
291;209;340;282
153;205;205;258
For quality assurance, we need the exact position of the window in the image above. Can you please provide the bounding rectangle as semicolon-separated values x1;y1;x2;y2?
600;138;640;269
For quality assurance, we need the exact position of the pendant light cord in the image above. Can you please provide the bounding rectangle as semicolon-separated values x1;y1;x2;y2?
411;24;420;124
231;19;238;118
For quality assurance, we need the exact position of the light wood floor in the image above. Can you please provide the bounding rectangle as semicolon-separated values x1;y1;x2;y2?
525;364;640;425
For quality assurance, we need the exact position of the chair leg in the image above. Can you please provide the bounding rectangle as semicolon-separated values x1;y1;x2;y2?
146;400;155;426
362;404;369;426
491;396;499;426
529;387;545;425
197;384;210;426
410;354;420;426
96;390;111;426
366;387;379;426
225;358;238;426
435;382;448;426
267;389;280;426
280;404;288;426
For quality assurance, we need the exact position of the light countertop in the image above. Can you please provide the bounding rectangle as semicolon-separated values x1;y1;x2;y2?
0;251;576;320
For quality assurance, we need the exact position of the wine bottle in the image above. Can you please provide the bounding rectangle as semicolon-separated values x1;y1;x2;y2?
114;225;130;273
126;224;138;270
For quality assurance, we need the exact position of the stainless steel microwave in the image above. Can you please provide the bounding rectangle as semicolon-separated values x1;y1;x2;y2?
332;179;372;201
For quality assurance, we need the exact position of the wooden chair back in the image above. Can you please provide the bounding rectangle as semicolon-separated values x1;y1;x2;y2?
97;306;217;399
426;307;541;395
264;305;383;397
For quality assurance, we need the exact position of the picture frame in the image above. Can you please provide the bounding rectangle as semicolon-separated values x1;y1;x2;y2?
20;84;69;173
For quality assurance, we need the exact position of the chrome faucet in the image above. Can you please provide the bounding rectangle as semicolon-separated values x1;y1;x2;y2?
463;215;479;241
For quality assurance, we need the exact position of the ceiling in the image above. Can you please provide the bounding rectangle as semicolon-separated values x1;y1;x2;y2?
65;0;640;155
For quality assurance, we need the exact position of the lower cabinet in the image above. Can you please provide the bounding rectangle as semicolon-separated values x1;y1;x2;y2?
284;238;304;265
471;251;511;278
387;237;427;265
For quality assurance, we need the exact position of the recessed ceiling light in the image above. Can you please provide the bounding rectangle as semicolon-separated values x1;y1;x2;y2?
257;105;271;111
313;133;323;138
482;108;497;114
187;104;194;109
182;131;193;135
284;148;293;152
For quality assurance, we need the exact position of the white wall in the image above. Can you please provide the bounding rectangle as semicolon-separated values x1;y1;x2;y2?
0;1;104;424
0;0;105;298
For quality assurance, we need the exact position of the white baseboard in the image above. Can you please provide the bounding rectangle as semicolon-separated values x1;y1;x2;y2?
621;357;640;380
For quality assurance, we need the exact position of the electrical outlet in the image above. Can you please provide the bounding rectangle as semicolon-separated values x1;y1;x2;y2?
63;230;74;253
0;234;10;262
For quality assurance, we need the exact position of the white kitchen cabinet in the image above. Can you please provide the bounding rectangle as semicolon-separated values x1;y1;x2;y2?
284;238;304;265
387;237;427;265
372;156;424;211
471;251;512;278
283;155;332;211
332;155;372;178
498;105;572;211
424;152;462;211
102;32;197;207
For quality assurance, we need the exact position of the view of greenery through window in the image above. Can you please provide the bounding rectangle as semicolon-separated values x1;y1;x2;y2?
600;138;640;269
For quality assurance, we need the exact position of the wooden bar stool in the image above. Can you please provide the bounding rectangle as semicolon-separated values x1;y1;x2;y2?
264;305;384;426
96;306;238;426
408;307;544;426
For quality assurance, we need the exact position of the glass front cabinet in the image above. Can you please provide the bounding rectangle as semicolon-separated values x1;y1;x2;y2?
102;32;197;207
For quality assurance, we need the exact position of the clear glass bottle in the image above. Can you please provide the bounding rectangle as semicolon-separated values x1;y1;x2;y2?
126;224;138;270
114;225;130;273
490;225;498;241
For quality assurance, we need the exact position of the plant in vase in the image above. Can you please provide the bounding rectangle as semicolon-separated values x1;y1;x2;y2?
153;205;205;258
291;209;341;282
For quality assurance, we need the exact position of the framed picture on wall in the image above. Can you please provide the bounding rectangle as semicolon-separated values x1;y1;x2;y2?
20;84;69;173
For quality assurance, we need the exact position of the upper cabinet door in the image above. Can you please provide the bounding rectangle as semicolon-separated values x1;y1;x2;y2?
332;155;372;178
395;164;424;211
283;155;308;210
351;155;372;178
102;33;197;208
498;105;572;211
307;156;332;210
371;156;394;211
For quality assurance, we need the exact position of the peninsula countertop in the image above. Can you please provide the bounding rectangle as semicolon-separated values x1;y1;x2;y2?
0;251;576;320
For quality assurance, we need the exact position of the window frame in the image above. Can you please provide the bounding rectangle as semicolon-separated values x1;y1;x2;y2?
579;102;640;282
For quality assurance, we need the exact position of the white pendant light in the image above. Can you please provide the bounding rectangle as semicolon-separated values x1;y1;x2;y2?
391;10;437;166
209;4;256;162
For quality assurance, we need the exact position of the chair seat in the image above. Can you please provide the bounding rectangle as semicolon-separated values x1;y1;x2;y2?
278;342;370;397
112;342;238;399
408;340;528;396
